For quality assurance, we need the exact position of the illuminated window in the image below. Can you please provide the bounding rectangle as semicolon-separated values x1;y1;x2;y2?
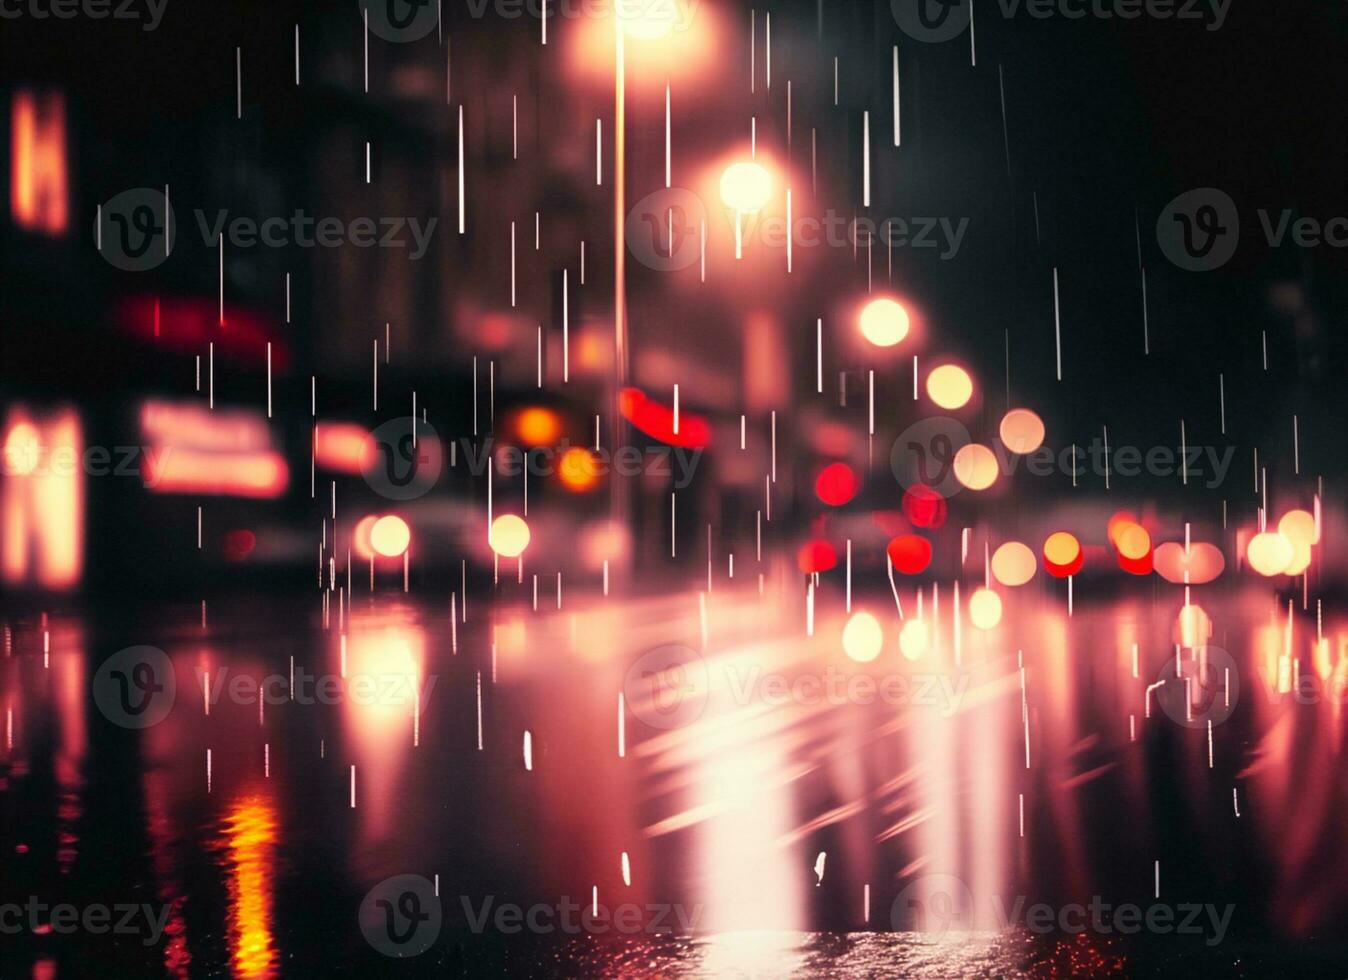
2;406;83;589
10;89;68;236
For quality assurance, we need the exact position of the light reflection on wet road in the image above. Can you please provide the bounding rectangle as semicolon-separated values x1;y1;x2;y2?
2;575;1347;976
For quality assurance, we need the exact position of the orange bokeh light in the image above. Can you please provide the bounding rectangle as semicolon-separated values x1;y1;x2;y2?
991;541;1037;587
146;449;287;498
926;365;974;410
515;407;563;447
1115;523;1151;561
11;89;68;236
999;409;1045;454
1153;541;1224;584
558;447;603;492
314;421;375;474
953;443;998;491
1043;532;1083;577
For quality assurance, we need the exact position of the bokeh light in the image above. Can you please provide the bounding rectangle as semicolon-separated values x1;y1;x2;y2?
1043;531;1083;578
902;484;947;529
899;619;930;661
222;529;256;562
1247;531;1293;577
952;443;998;491
991;541;1037;587
858;298;910;348
968;588;1003;629
558;447;602;492
1115;523;1151;560
616;0;682;38
1153;541;1225;584
797;540;838;574
515;407;562;446
926;365;973;410
489;514;531;558
719;161;773;212
1279;509;1319;547
815;462;859;507
842;611;883;663
370;515;411;558
887;534;932;575
1106;511;1139;549
998;409;1045;454
1285;542;1313;576
3;421;41;475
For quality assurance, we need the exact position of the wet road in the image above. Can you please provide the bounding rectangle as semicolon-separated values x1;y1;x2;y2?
2;571;1347;977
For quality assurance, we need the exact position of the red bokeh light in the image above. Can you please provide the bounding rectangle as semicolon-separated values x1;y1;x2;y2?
223;529;257;562
797;540;838;574
619;388;710;449
902;484;948;529
815;463;859;507
887;535;932;575
1118;551;1153;576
